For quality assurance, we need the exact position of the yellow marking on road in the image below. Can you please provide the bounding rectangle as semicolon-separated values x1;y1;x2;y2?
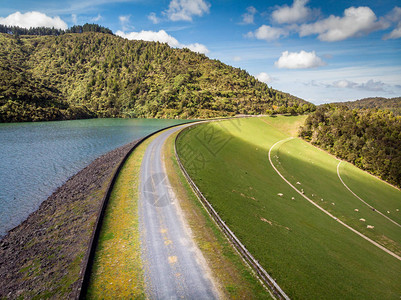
168;256;178;264
160;228;167;234
164;240;172;245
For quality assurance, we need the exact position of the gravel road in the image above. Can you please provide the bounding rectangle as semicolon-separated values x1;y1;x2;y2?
139;125;218;299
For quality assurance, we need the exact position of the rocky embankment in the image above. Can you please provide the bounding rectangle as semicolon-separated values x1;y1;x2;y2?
0;140;139;299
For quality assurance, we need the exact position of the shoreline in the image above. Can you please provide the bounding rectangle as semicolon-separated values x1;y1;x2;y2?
0;140;139;299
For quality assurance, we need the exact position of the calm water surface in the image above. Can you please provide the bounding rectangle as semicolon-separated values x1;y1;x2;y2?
0;118;188;237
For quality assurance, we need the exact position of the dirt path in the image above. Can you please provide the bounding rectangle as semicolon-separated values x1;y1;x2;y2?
337;161;401;228
268;138;401;262
139;125;219;299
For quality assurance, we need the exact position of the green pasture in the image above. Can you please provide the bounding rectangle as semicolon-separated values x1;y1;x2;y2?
176;116;401;299
338;161;401;225
273;138;401;255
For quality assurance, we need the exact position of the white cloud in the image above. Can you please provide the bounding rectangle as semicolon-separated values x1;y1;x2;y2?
384;6;401;23
71;14;78;24
272;0;318;24
241;6;257;24
233;56;241;62
116;29;209;54
92;14;102;22
165;0;210;21
247;25;288;41
148;12;160;24
256;72;273;83
275;50;326;69
119;15;130;23
383;7;401;39
119;15;132;31
384;23;401;39
329;80;358;89
185;43;208;53
0;11;68;29
299;6;388;41
327;79;388;92
117;29;180;47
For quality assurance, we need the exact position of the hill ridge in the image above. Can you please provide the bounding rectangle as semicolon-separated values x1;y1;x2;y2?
334;97;401;115
0;31;314;122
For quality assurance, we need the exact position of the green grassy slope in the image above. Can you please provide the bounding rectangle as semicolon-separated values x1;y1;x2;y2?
338;162;401;225
0;32;312;122
176;116;401;299
274;138;401;254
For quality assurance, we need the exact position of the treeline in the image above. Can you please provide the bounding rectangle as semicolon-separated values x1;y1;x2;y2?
267;103;315;115
335;97;401;116
300;105;401;188
67;24;113;35
0;31;310;122
0;23;113;36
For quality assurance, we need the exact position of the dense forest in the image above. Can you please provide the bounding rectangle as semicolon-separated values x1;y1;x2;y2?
0;23;113;36
300;105;401;188
0;28;313;122
335;97;401;116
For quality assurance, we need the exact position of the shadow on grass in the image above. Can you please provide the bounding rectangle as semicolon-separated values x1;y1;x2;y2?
176;118;401;299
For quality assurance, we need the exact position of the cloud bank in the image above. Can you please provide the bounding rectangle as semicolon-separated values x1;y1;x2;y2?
327;79;388;92
116;29;209;54
275;50;326;69
0;11;68;30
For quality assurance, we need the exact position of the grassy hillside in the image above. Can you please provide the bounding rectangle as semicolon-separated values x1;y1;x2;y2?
336;97;401;115
176;117;401;299
0;31;313;122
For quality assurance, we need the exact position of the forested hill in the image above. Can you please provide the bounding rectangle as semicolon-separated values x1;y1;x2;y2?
300;105;401;188
0;31;313;122
335;97;401;115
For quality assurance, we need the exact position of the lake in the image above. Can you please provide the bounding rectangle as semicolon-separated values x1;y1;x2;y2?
0;118;188;237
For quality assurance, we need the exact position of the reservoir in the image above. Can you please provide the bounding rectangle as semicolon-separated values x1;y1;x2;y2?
0;118;188;237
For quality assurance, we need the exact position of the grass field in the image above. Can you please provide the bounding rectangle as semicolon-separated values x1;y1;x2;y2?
338;161;401;225
176;116;401;299
85;138;155;299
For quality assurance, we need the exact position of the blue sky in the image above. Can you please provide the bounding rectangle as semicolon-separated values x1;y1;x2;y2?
0;0;400;104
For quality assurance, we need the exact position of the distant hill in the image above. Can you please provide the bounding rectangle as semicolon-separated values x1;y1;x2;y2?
0;30;313;122
335;97;401;115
